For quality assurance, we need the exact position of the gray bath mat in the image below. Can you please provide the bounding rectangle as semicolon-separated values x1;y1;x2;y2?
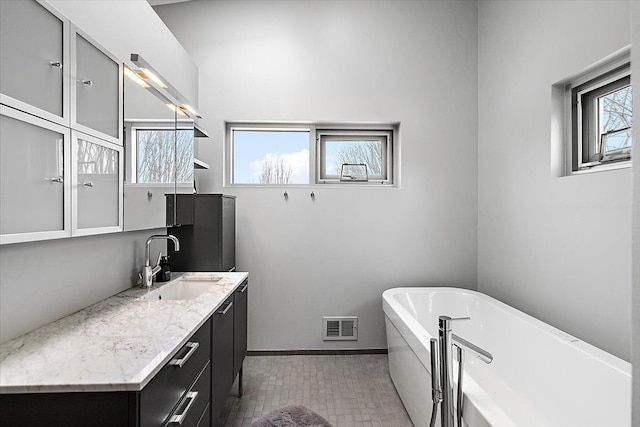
250;404;333;427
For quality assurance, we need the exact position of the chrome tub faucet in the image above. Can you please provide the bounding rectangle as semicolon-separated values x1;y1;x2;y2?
429;315;493;427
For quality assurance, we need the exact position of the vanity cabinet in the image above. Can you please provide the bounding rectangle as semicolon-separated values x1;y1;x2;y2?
140;319;211;427
233;281;248;381
0;0;69;126
0;106;71;244
211;294;236;423
71;28;122;145
0;319;212;427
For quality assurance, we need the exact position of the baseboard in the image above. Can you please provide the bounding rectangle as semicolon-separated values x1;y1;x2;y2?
247;349;388;356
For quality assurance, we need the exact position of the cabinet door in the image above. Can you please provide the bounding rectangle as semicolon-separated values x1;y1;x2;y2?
0;106;71;244
233;281;248;379
72;131;123;235
221;196;236;272
71;28;122;145
211;296;235;423
0;0;69;126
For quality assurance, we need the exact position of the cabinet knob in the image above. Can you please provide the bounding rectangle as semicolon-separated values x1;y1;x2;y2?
50;177;63;184
82;182;94;188
49;61;63;69
80;79;92;86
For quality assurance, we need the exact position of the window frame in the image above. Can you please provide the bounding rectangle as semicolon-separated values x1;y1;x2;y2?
227;123;313;186
567;53;632;174
130;124;194;185
316;129;393;185
225;122;398;187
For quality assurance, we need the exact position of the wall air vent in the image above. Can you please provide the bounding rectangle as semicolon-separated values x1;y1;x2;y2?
323;316;358;341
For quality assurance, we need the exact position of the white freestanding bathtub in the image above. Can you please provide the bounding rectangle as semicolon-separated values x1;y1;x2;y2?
382;287;631;427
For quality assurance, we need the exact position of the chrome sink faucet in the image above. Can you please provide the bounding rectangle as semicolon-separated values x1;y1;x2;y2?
140;235;180;288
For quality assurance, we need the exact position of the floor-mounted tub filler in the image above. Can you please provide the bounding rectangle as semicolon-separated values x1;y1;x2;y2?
382;287;631;427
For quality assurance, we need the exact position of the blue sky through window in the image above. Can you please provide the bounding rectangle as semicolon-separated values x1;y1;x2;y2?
233;130;309;184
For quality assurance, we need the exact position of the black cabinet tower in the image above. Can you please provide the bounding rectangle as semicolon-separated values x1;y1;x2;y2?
167;194;236;272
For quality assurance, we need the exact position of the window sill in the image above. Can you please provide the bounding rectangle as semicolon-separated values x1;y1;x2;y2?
570;160;631;176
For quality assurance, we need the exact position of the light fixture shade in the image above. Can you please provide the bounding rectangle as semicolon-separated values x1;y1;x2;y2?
130;53;202;119
124;67;150;88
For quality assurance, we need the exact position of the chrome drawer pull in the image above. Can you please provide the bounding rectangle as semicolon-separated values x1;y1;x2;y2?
169;342;199;368
168;391;198;425
217;302;233;315
239;283;248;293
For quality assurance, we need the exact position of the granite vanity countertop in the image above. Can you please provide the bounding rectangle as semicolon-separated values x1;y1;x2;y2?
0;272;248;394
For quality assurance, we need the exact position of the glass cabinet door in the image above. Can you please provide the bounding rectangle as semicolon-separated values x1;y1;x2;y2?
72;28;122;145
0;106;71;244
0;0;69;126
72;131;123;235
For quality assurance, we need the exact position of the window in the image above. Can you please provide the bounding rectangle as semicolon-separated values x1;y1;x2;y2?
317;130;392;184
230;127;310;184
569;57;632;172
227;123;398;186
134;128;194;184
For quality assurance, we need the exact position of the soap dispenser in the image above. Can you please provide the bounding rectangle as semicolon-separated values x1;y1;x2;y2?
157;255;171;282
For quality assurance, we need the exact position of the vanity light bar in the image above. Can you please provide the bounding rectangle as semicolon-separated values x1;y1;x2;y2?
138;67;168;89
181;104;202;119
124;67;150;88
166;103;187;117
130;53;203;120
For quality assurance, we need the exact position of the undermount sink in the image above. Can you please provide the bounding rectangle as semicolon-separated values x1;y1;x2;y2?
140;273;222;301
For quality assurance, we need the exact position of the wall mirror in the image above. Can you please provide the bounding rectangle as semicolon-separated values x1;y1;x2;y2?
123;64;194;231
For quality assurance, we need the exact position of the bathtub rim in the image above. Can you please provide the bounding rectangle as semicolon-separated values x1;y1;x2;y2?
382;286;631;376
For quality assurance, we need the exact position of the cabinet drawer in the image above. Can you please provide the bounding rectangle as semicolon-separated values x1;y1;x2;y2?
139;319;211;427
164;362;211;427
195;403;211;427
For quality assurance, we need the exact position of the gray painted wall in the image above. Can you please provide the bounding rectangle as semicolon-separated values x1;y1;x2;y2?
154;0;480;350
0;229;167;342
478;0;632;360
631;1;639;423
0;0;195;343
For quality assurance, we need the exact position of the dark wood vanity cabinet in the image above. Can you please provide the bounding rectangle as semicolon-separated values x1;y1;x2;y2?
211;294;235;423
0;280;248;427
233;281;248;380
0;319;212;427
139;319;211;427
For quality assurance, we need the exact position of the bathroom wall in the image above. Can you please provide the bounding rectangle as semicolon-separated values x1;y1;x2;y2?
478;1;632;360
0;229;166;342
0;0;198;343
154;0;479;350
631;1;639;422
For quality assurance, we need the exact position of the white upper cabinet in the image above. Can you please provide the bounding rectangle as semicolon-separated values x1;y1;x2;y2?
0;106;71;245
71;28;123;145
0;0;69;126
72;131;123;236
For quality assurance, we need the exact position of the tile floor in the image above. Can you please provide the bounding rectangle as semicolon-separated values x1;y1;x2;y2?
218;354;414;427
